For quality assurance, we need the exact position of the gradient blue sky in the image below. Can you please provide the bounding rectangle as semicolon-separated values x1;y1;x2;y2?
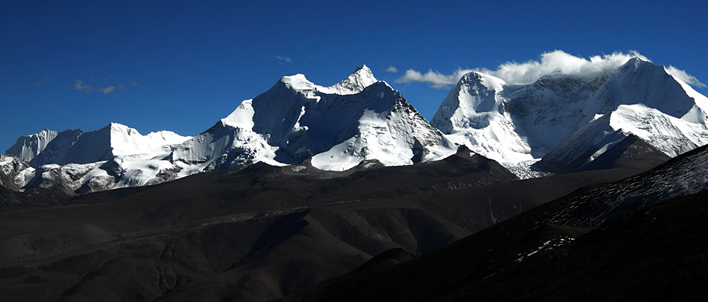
2;0;707;150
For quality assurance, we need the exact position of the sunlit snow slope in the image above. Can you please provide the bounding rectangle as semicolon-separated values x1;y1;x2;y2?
169;65;456;172
3;66;457;194
432;57;708;175
5;123;191;193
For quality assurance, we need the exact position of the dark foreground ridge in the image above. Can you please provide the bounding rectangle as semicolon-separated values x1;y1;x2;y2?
0;147;661;302
280;145;708;302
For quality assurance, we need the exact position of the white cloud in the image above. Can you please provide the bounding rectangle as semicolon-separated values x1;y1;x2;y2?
385;66;398;73
100;86;116;94
71;80;93;94
33;76;49;87
481;50;649;85
271;55;293;63
666;65;707;88
71;79;131;95
396;68;473;88
394;50;708;89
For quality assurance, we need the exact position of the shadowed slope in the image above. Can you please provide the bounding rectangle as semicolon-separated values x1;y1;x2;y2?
280;145;708;302
0;148;665;302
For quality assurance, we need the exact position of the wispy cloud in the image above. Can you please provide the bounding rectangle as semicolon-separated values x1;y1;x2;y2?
395;50;708;89
71;80;93;94
396;69;472;88
666;66;706;88
33;76;50;87
70;78;131;95
385;66;398;73
271;55;293;64
102;84;126;95
100;86;116;94
479;50;649;85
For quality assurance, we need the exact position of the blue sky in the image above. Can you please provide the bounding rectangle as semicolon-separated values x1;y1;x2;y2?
2;0;707;150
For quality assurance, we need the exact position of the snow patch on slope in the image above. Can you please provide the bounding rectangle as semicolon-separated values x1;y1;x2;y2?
548;145;708;227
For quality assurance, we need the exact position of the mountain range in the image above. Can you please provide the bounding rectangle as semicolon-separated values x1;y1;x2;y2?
3;57;707;195
1;54;708;301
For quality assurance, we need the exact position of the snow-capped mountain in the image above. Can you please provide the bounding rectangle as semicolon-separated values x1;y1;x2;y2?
432;71;534;165
4;123;191;194
168;65;456;173
7;123;189;166
432;57;708;174
0;155;34;191
4;66;456;194
5;129;60;165
5;57;707;194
